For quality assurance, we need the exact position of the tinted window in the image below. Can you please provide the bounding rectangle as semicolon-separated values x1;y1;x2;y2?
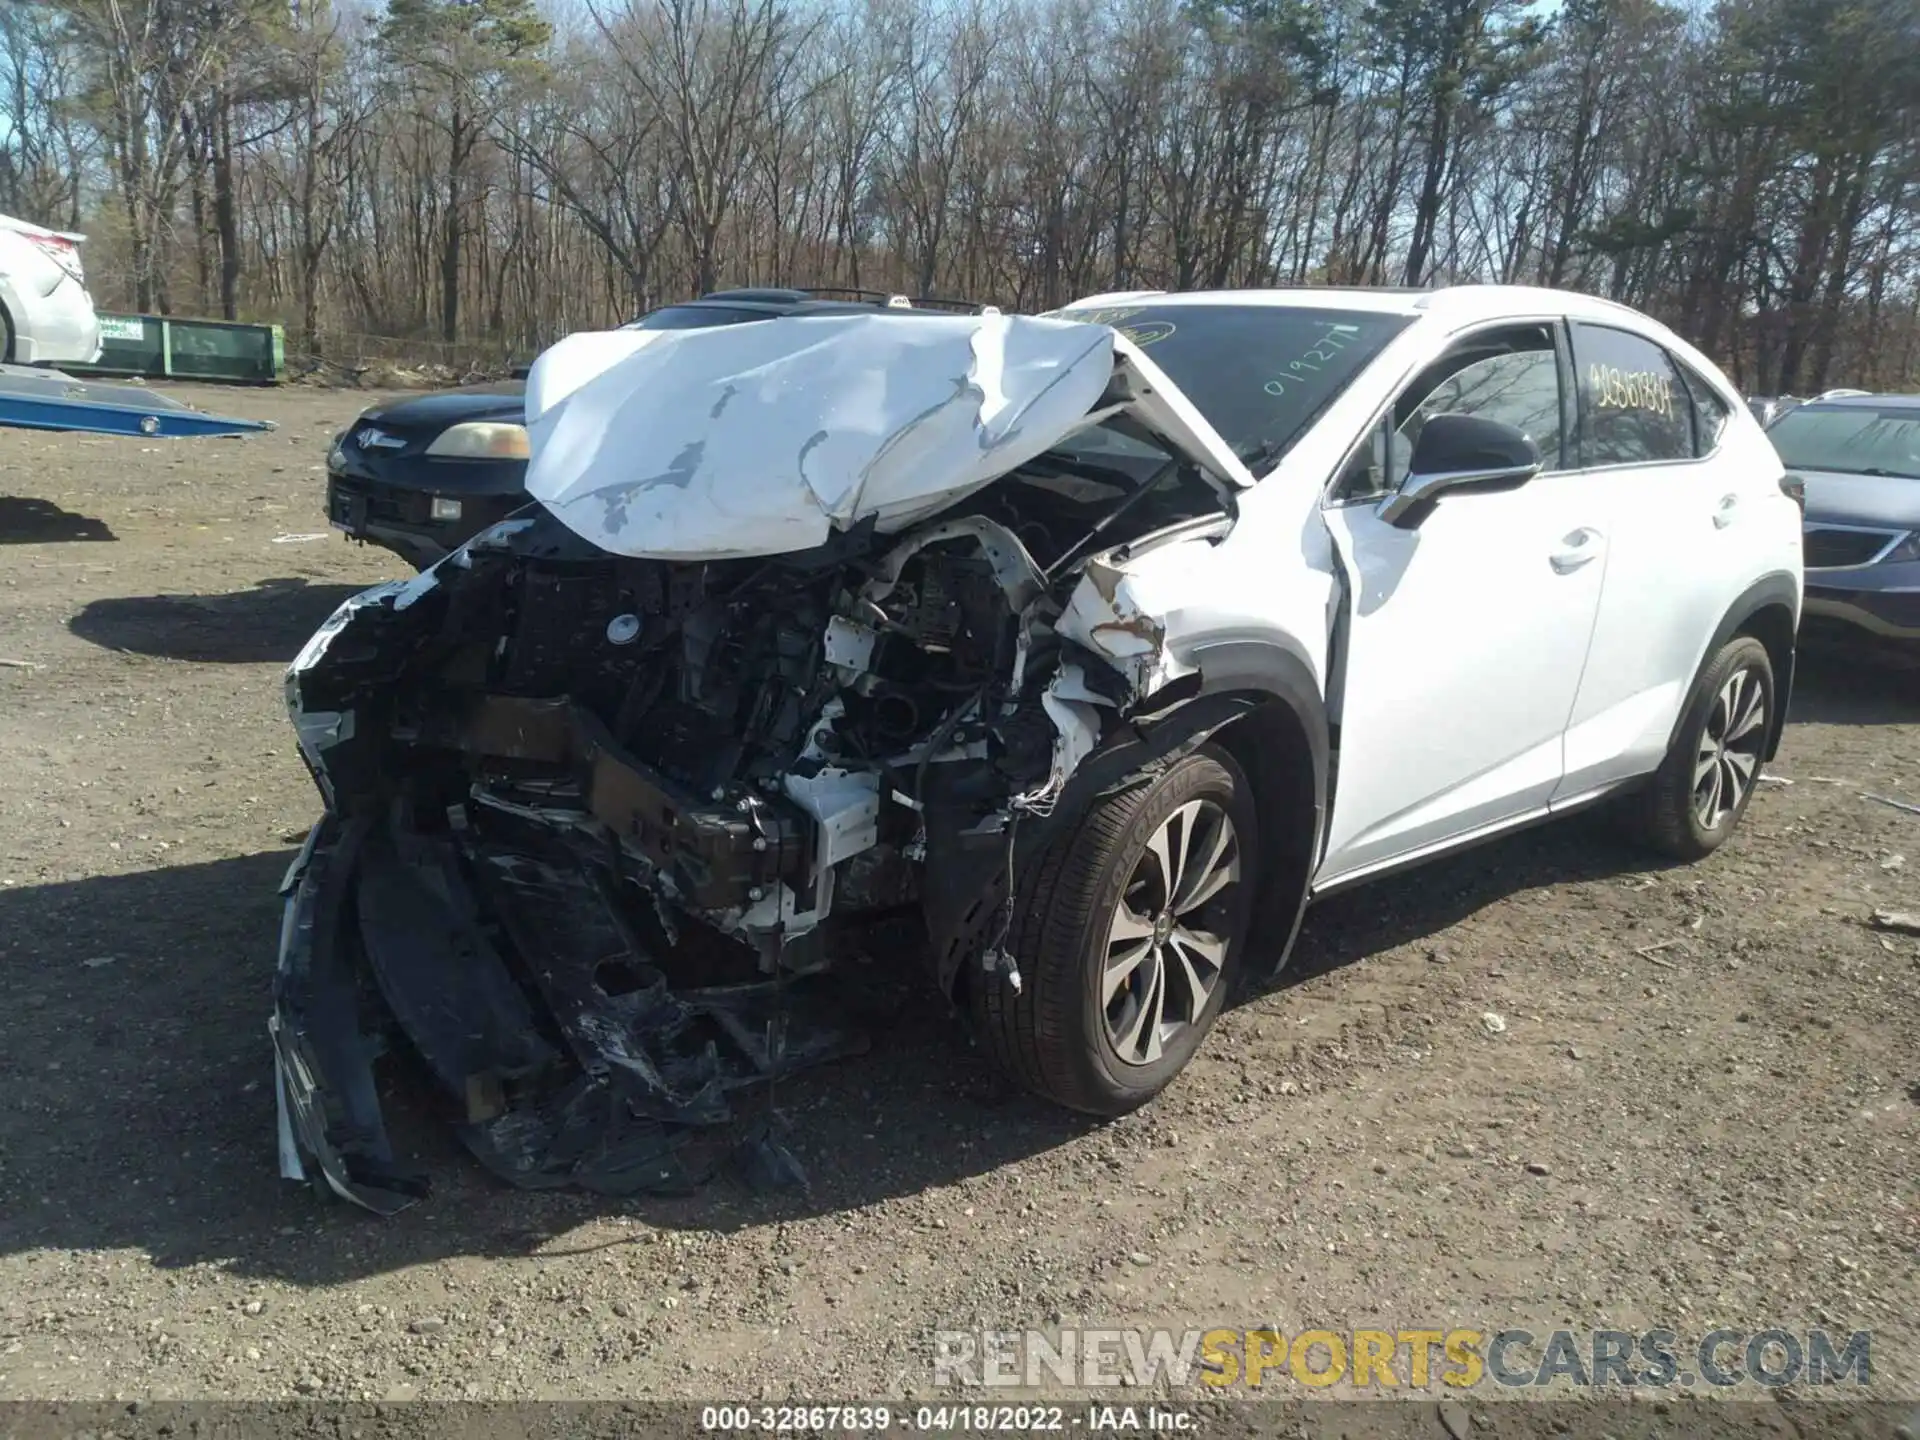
1333;328;1562;501
1051;303;1411;467
1571;324;1693;465
1681;364;1733;454
1403;348;1563;465
1767;404;1920;479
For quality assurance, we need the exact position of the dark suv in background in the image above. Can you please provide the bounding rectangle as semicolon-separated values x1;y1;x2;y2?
325;288;990;568
1768;392;1920;642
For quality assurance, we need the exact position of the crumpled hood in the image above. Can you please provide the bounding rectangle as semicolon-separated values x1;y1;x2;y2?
522;310;1247;560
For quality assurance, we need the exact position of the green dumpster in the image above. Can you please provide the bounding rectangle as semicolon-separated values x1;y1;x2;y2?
69;314;285;385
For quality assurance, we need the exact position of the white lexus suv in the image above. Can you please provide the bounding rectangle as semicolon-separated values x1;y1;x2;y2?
278;285;1802;1211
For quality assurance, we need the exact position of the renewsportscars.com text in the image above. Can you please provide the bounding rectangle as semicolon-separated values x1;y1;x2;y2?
932;1327;1872;1390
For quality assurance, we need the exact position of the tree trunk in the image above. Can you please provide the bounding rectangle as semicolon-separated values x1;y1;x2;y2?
442;107;467;345
1403;99;1453;286
185;111;213;310
215;98;241;320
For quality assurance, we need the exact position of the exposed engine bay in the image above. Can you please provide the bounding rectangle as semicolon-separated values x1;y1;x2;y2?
277;454;1232;1213
275;314;1249;1213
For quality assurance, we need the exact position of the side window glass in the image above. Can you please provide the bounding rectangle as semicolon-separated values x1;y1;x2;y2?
1328;328;1562;505
1570;323;1694;465
1398;345;1563;471
1332;420;1421;503
1333;422;1386;501
1679;362;1733;455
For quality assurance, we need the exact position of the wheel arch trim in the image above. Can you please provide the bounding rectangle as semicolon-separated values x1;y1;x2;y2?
928;635;1331;999
1680;571;1800;764
1123;634;1328;987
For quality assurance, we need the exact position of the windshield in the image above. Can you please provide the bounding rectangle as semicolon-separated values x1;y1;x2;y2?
625;303;773;331
1051;302;1411;465
1769;404;1920;479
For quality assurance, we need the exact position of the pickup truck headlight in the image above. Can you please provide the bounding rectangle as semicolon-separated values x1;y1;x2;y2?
425;422;529;460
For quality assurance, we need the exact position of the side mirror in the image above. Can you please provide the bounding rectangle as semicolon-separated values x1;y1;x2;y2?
1376;413;1543;530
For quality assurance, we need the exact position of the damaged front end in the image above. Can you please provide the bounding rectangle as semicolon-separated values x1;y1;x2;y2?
275;313;1250;1212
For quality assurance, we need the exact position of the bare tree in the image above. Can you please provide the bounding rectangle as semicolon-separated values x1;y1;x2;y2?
2;0;1912;386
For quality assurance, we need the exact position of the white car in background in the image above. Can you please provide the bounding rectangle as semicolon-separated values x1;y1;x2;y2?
0;212;102;365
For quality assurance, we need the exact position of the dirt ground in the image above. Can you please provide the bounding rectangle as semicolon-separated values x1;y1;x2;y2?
0;383;1916;1418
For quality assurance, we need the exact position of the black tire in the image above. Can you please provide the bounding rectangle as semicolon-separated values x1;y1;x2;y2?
970;746;1257;1115
1627;635;1774;860
1;306;14;364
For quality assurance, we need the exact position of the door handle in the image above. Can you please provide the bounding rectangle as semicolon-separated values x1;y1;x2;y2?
1713;494;1739;529
1549;528;1604;574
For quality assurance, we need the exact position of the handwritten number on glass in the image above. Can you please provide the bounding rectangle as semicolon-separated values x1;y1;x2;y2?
1265;325;1357;398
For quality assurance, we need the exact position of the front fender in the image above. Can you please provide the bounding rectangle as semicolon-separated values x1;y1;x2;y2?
927;649;1332;1000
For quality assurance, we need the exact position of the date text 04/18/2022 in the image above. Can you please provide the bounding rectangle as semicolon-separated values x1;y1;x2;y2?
699;1404;1199;1433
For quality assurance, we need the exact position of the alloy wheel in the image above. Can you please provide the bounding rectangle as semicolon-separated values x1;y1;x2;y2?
1692;665;1768;830
1101;798;1241;1066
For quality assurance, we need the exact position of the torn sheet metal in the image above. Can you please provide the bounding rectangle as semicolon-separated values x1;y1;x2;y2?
1057;556;1181;696
1019;663;1113;813
287;579;405;677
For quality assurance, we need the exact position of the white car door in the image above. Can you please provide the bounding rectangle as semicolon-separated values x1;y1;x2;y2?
1315;324;1607;884
1551;323;1791;801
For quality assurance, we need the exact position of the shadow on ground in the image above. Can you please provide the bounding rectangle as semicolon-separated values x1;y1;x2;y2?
1277;809;1661;986
66;578;366;663
0;810;1659;1287
1790;633;1920;726
0;495;116;544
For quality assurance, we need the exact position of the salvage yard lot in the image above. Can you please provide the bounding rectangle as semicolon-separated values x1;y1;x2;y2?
1;382;1916;1403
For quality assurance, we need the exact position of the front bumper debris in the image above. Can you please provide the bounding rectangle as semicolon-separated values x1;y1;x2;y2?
272;814;866;1214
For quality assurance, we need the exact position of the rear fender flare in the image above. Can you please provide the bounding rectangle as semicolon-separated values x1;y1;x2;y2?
1673;571;1800;764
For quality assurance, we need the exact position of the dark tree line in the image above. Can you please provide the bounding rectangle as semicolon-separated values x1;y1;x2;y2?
2;0;1916;392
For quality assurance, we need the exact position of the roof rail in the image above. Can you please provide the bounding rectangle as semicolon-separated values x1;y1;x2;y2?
697;287;811;304
788;286;994;313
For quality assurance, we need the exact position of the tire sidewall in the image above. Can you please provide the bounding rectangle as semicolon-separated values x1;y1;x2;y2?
1070;748;1258;1106
1673;636;1774;850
